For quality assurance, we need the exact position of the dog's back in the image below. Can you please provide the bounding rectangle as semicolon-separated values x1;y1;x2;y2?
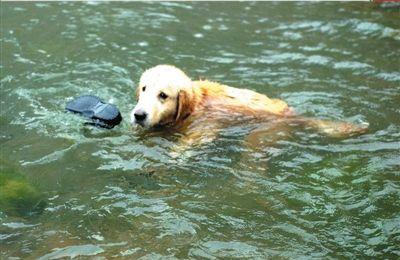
192;80;294;117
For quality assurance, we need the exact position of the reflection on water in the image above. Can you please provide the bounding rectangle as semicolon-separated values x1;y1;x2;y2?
1;2;400;259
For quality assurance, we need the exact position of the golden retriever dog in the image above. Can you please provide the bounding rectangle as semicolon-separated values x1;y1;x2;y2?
131;65;368;150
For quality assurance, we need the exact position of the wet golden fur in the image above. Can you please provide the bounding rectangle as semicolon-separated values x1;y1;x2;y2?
176;79;294;121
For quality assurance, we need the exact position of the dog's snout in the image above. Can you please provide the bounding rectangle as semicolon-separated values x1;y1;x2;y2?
134;110;147;121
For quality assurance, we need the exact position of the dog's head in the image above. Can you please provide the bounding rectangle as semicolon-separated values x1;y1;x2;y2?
130;65;194;128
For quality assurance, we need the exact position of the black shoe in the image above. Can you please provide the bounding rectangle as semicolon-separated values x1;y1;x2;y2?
66;95;122;129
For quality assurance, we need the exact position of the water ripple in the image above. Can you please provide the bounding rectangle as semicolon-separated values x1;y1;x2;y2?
1;2;399;259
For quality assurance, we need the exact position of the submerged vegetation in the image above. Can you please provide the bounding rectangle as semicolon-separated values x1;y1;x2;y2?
0;165;46;217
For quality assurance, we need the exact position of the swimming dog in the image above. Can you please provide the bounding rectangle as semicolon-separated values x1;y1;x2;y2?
131;65;368;149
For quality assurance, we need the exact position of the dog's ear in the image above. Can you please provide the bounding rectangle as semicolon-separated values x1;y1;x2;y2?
175;90;193;122
135;86;140;100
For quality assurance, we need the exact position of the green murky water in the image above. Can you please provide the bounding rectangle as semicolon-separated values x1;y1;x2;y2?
1;2;400;259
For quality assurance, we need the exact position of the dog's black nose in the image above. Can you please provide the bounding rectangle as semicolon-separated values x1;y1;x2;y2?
134;110;147;121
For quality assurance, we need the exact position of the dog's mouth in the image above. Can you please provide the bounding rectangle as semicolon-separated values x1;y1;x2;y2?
135;120;146;127
133;120;153;129
132;120;175;130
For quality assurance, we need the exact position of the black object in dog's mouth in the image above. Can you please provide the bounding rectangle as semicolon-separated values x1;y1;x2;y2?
66;95;122;129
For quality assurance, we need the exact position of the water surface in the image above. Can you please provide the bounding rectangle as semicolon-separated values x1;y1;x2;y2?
1;2;400;259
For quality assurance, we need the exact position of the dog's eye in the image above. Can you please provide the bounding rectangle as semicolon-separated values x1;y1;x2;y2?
142;86;146;92
159;92;168;100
